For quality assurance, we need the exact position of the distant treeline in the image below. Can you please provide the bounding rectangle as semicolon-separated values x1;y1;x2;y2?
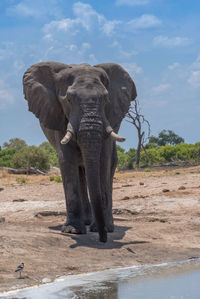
117;143;200;170
0;136;200;172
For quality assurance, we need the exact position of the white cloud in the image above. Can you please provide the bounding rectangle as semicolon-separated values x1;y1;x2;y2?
153;35;191;47
0;80;14;108
168;62;180;70
43;18;81;33
110;41;137;58
191;54;200;69
81;43;91;50
88;54;98;64
73;2;104;31
188;71;200;88
121;62;142;75
65;44;78;51
7;0;62;18
127;14;162;30
43;2;119;37
43;34;54;42
152;83;171;94
102;20;122;36
116;0;150;6
188;56;200;88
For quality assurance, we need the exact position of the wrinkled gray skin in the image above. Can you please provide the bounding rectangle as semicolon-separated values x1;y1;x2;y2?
23;62;137;242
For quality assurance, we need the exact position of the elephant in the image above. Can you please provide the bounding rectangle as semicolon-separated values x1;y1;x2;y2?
23;62;137;242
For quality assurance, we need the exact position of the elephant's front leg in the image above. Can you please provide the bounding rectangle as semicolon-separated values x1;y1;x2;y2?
58;144;86;234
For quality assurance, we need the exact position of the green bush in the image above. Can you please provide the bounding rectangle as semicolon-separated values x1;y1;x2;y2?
49;175;62;183
16;177;27;184
0;148;16;167
39;142;59;167
116;142;200;170
12;146;50;172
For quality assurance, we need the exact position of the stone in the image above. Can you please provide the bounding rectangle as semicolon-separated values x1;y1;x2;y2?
162;189;170;193
178;186;186;190
0;217;5;223
121;196;130;200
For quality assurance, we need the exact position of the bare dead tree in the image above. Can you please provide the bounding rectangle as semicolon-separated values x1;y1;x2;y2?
126;99;151;167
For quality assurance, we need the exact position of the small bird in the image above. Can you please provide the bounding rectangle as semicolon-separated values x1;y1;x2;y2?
15;263;24;279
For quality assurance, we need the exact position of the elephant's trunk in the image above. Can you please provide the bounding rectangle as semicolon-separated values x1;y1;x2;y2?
78;119;107;242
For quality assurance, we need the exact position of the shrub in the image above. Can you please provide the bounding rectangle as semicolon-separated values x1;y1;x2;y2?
12;146;50;172
39;142;59;167
49;175;62;183
0;148;16;167
16;177;27;184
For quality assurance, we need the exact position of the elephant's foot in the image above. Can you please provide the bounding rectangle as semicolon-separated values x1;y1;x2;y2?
90;221;114;233
106;221;114;232
61;221;86;234
83;207;92;225
89;222;98;232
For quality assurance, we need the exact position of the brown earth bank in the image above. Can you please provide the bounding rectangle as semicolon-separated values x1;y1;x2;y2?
1;166;200;292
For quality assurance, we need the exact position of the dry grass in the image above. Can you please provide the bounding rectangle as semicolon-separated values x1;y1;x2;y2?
1;165;200;186
0;169;50;185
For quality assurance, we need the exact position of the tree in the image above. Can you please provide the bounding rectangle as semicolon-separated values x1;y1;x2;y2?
3;138;27;150
126;99;150;167
39;141;59;167
0;148;16;168
149;130;184;146
12;146;50;172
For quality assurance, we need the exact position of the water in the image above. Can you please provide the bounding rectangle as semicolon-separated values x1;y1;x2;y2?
1;259;200;299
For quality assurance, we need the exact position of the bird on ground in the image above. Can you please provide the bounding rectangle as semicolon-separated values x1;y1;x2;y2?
15;263;24;278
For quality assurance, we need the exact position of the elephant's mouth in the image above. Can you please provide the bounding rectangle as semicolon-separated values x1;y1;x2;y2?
61;115;125;144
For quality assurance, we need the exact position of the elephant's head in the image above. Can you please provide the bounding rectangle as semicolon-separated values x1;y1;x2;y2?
23;62;137;242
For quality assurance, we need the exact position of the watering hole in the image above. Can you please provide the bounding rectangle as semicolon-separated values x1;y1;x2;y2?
1;259;200;299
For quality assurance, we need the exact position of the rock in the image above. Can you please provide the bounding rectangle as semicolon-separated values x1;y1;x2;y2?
0;186;4;192
0;217;5;223
35;211;65;217
175;172;180;175
122;184;132;187
139;182;144;185
162;189;170;193
13;199;27;202
49;166;61;175
121;196;130;200
178;186;186;190
42;277;51;283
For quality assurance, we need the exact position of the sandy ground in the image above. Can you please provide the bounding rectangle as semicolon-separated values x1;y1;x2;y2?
1;166;200;292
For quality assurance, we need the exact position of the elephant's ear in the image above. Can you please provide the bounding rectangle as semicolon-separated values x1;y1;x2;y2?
23;62;69;130
95;63;137;132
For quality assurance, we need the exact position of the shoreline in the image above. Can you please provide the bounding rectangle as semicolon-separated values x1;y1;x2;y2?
1;258;200;298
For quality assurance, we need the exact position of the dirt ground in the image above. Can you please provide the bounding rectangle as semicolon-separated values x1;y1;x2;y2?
1;166;200;292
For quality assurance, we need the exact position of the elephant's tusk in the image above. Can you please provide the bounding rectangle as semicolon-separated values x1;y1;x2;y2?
110;131;126;142
61;131;73;144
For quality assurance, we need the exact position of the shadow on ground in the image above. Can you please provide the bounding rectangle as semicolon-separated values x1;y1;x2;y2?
48;224;149;249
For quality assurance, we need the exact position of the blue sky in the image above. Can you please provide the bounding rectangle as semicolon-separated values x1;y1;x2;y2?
0;0;200;149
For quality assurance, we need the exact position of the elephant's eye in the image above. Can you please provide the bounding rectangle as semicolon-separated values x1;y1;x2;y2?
66;92;74;104
67;74;74;86
100;74;109;89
